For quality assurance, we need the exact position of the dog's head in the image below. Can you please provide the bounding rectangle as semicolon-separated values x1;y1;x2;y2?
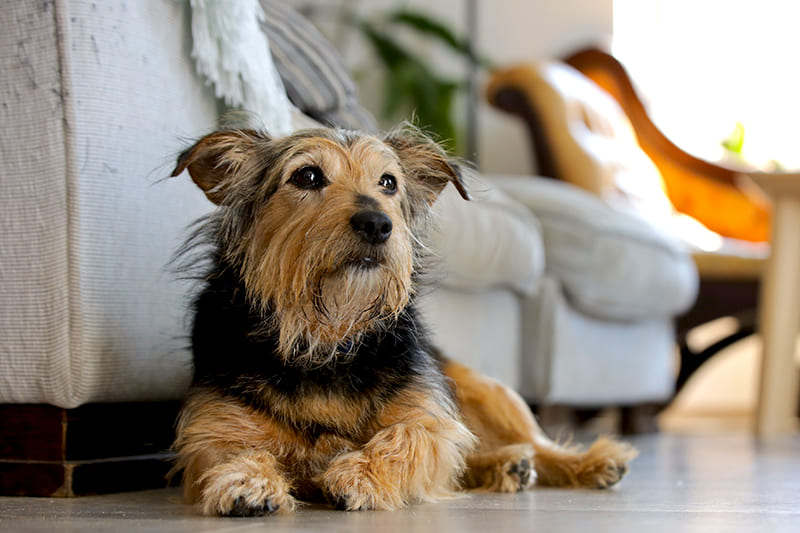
172;125;468;362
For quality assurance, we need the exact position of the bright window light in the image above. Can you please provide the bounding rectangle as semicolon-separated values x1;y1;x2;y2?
613;0;800;170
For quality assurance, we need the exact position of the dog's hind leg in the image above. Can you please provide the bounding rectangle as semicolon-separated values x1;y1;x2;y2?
442;359;637;491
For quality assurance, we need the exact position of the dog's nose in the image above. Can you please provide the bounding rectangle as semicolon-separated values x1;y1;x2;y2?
350;210;393;245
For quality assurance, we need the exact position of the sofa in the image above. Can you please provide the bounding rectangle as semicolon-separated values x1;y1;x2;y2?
0;0;697;496
485;53;771;396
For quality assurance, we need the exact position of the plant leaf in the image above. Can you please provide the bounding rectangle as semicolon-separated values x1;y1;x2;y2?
389;10;468;54
721;121;745;154
359;21;414;69
355;17;470;152
387;9;494;69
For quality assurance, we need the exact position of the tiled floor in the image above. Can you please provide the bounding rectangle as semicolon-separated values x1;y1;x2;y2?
1;433;798;532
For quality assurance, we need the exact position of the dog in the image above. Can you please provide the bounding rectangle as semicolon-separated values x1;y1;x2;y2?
169;124;636;516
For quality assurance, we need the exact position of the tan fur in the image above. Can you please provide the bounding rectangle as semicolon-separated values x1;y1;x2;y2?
171;125;635;516
240;137;415;360
174;381;476;513
197;452;296;516
443;360;637;492
174;130;421;364
321;384;477;510
173;389;361;510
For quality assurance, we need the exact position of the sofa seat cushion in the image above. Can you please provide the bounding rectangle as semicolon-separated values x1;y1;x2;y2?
489;175;698;320
427;177;545;296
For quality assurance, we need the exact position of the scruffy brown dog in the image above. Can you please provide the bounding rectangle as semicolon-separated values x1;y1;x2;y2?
169;125;636;516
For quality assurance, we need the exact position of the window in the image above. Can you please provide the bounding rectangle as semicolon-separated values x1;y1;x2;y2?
613;0;800;170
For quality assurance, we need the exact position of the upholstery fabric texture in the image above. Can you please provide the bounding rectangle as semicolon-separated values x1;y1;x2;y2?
489;175;698;321
418;289;522;390
0;0;218;407
428;177;544;296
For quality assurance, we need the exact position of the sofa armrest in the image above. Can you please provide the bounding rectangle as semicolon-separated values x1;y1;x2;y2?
487;175;698;320
426;176;545;296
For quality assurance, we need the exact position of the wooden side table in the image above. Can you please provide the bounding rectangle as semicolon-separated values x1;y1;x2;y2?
747;172;800;435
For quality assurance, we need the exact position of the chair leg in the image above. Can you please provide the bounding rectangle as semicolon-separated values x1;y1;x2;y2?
676;319;756;393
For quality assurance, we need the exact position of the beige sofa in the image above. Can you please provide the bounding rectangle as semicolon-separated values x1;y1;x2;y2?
0;0;540;409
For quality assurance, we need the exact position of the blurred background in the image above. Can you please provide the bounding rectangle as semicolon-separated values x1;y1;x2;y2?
287;0;800;434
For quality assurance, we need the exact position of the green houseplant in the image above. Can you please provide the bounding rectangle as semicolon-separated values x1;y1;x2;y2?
304;4;490;155
357;10;489;153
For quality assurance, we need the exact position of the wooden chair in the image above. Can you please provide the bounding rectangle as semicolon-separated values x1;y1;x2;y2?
485;47;769;399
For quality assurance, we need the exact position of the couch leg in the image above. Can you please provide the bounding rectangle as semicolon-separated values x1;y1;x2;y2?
534;405;617;436
620;404;661;435
533;404;661;436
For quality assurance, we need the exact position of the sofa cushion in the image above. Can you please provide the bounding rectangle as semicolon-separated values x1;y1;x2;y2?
488;175;698;320
427;177;545;296
260;0;378;132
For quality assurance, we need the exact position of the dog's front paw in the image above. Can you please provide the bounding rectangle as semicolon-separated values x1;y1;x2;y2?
321;451;406;511
199;463;296;516
228;494;280;517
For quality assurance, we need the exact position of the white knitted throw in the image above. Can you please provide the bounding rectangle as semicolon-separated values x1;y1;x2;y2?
188;0;293;135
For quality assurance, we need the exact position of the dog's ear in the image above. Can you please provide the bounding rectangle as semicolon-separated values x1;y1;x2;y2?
171;129;266;204
383;124;471;205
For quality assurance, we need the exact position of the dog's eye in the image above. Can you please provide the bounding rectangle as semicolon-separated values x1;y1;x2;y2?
379;173;397;195
290;166;328;190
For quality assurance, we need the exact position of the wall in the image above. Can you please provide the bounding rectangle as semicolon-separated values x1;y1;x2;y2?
286;0;613;175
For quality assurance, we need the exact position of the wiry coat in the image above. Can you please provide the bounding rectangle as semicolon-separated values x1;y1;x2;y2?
170;125;636;517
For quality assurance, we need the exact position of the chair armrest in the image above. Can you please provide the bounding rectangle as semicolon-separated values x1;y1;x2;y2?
485;175;699;320
564;47;772;242
486;51;772;243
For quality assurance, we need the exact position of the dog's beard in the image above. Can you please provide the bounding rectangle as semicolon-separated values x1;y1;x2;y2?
269;256;412;367
237;214;415;366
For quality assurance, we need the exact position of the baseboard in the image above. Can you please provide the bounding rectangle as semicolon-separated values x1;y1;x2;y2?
0;402;181;497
